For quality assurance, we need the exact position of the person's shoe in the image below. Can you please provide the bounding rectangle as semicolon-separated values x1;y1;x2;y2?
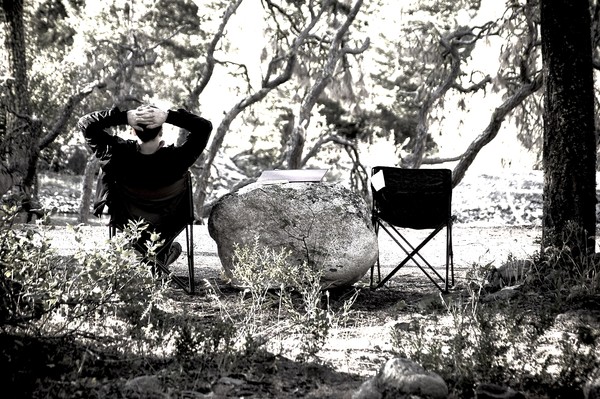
165;242;182;266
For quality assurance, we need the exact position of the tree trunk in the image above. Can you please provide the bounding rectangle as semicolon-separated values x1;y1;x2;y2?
78;156;99;224
540;0;596;254
2;0;34;200
282;0;366;169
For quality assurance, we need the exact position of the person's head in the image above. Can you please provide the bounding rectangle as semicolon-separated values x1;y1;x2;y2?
132;104;163;142
134;124;162;143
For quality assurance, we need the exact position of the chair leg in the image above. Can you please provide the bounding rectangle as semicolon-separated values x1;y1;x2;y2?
377;224;445;290
108;225;195;294
147;237;195;295
374;221;453;293
370;256;383;290
445;226;450;293
186;224;195;294
370;220;381;289
370;261;375;289
448;221;454;288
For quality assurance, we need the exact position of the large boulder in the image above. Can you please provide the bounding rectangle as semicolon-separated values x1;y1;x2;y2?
208;182;378;288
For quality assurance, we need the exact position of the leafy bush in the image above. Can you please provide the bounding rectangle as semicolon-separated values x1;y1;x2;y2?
391;258;600;398
217;238;356;362
0;206;363;397
530;222;600;298
0;205;167;344
233;240;357;361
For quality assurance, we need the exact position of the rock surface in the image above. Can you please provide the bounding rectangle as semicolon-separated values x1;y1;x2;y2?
474;382;526;399
353;357;448;399
207;182;378;288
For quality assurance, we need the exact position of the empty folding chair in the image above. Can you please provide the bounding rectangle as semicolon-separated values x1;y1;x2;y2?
370;166;454;292
96;171;196;294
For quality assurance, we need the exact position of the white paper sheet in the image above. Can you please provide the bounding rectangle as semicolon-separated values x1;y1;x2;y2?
371;170;386;191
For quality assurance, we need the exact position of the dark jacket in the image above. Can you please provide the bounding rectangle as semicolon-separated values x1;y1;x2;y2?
78;107;212;216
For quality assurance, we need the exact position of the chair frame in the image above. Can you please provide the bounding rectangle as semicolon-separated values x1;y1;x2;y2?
370;167;455;292
108;173;196;294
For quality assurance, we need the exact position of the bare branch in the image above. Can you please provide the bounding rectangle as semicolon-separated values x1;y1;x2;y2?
451;75;492;93
341;37;370;56
402;28;464;169
187;0;245;108
422;154;463;164
300;134;354;166
284;0;366;168
38;55;156;151
264;0;334;88
452;73;543;187
403;22;499;169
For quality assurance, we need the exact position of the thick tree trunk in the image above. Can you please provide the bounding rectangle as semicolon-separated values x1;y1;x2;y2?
2;0;34;199
540;0;596;254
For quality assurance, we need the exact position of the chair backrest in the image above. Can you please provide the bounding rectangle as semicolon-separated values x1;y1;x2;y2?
105;172;194;238
371;167;452;229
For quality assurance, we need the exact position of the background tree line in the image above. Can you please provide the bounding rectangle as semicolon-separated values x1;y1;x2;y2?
1;0;598;252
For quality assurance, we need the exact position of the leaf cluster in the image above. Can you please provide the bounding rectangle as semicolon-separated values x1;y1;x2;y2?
0;204;165;337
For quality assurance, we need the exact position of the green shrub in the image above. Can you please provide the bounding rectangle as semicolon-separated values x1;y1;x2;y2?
0;205;167;347
221;238;357;362
391;259;600;398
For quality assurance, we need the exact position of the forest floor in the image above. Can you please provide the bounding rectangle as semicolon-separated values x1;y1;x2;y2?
8;169;599;398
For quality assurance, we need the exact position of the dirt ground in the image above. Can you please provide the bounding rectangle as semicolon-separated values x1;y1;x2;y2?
40;219;544;398
48;219;542;286
33;170;562;397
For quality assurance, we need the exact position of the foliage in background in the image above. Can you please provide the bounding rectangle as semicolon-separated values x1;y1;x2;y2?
2;0;575;207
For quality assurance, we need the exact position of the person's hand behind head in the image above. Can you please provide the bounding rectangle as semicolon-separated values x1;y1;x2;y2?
135;105;167;129
127;109;144;131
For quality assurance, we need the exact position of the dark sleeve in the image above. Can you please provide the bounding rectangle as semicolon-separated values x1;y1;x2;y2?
166;109;213;166
78;107;130;161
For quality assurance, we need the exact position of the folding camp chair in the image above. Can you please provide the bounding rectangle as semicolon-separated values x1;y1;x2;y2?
370;166;455;292
98;171;196;294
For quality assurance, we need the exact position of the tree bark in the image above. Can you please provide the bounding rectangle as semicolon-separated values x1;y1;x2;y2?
78;156;99;224
540;0;596;254
2;0;33;197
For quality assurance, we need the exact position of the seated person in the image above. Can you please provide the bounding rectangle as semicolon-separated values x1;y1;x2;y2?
78;104;213;268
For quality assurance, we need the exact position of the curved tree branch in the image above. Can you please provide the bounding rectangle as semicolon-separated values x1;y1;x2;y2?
403;26;481;169
283;0;367;169
300;134;354;166
186;0;244;109
193;0;334;214
451;73;543;187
